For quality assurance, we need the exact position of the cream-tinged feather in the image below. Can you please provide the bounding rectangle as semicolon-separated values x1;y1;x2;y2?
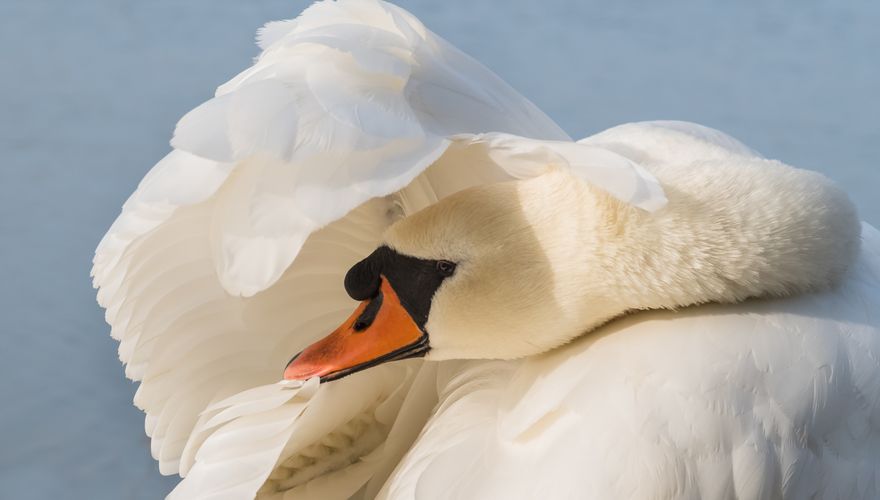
92;0;880;497
386;127;859;360
379;124;879;500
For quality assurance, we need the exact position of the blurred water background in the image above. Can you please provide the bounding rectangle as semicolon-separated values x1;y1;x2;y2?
0;1;877;498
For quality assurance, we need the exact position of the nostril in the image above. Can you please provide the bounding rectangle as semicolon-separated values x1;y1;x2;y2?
352;290;384;333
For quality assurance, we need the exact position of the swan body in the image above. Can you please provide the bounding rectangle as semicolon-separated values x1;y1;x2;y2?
92;0;880;498
374;125;880;499
380;234;880;499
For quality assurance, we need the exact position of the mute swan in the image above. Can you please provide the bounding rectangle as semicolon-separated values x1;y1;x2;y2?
92;0;880;499
285;157;857;379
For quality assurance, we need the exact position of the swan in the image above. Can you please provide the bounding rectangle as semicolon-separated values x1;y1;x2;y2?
92;0;880;498
285;148;858;379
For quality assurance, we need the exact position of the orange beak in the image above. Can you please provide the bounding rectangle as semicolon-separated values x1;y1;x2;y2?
284;277;429;382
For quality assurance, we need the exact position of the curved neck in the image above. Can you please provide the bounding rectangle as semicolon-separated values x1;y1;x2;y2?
528;161;857;330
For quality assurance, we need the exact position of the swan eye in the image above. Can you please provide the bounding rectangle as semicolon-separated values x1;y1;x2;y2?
436;260;456;276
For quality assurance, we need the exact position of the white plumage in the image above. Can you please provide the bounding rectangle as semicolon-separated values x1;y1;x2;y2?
380;222;880;499
93;1;880;499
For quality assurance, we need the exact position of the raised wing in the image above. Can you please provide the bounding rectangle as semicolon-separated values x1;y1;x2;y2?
92;0;584;497
167;0;569;297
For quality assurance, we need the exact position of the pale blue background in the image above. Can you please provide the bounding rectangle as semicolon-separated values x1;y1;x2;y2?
0;1;877;498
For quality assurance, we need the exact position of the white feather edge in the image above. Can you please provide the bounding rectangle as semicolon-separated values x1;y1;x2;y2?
94;0;574;299
90;2;681;498
449;133;668;212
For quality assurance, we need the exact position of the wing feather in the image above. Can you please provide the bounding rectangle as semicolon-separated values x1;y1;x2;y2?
94;1;676;497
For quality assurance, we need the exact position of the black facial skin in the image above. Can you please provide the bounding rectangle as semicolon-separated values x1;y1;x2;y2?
289;246;456;383
344;245;456;330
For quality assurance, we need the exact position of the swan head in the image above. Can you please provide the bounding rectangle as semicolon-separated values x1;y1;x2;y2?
282;145;862;383
284;172;626;382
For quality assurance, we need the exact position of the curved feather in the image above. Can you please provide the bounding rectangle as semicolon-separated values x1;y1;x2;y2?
449;132;668;211
92;1;573;497
164;0;568;297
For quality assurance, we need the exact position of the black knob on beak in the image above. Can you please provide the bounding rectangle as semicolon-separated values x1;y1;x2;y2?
344;247;385;301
